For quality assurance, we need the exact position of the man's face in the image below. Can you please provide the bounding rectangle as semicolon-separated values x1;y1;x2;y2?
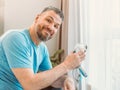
34;10;62;41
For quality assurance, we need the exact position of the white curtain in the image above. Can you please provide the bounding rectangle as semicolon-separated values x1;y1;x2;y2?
62;0;120;90
61;0;88;90
61;0;87;55
86;0;120;90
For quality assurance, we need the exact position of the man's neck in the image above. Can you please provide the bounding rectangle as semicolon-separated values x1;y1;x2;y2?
29;26;41;46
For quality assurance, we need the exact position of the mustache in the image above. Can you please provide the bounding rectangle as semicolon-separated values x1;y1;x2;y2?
42;26;51;31
42;26;53;35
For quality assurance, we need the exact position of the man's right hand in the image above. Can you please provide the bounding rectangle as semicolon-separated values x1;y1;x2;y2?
62;51;85;70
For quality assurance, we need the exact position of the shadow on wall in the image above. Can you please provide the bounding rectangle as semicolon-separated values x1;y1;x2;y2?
0;0;4;36
0;23;4;36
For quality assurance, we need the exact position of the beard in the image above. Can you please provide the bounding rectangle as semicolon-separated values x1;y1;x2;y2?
36;25;52;41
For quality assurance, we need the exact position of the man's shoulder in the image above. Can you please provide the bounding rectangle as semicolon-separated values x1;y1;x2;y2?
1;29;26;39
1;29;29;46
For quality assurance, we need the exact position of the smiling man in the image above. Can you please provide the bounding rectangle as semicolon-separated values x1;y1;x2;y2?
0;6;86;90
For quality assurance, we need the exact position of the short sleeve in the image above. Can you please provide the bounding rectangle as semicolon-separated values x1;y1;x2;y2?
2;31;32;68
38;44;52;71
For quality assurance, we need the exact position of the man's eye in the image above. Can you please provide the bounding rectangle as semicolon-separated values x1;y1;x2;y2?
47;19;51;23
54;25;59;29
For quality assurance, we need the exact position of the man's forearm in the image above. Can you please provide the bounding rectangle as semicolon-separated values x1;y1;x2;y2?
29;63;68;90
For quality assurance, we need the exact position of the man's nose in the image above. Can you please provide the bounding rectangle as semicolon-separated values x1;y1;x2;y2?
48;24;55;31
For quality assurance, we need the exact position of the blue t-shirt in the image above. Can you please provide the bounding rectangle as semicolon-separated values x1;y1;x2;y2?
0;29;52;90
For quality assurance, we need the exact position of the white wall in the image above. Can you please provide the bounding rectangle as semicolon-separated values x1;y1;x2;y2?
4;0;61;55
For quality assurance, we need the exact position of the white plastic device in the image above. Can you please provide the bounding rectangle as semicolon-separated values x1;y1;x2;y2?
73;43;88;78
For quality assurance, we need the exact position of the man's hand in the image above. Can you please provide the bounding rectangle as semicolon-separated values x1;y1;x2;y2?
63;51;85;70
63;77;76;90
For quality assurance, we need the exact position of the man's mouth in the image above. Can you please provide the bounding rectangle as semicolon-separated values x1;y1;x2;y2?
42;26;51;36
43;30;51;36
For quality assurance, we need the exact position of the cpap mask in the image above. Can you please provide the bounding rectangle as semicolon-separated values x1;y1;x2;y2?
73;43;88;78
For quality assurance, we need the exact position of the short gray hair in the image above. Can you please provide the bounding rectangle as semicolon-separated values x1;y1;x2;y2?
41;6;64;21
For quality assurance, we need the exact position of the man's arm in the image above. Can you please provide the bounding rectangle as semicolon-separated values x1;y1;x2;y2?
12;51;85;90
12;63;67;90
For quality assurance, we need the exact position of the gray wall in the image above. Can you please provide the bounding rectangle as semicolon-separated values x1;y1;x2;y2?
0;0;4;36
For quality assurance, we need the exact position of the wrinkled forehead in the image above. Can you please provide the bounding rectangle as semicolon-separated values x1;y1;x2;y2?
40;10;62;25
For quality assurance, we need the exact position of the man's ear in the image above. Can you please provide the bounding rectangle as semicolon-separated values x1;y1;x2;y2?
35;14;40;23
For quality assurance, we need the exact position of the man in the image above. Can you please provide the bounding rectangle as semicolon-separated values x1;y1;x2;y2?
0;6;85;90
